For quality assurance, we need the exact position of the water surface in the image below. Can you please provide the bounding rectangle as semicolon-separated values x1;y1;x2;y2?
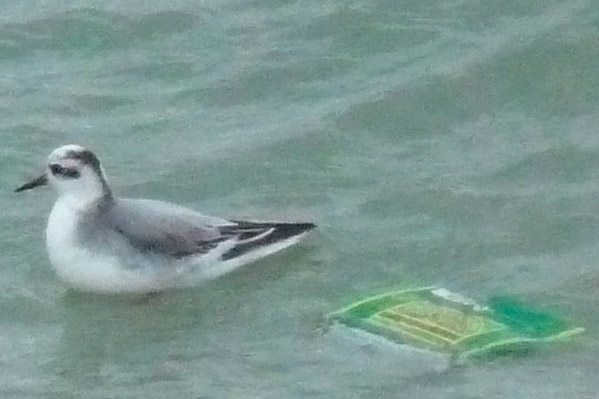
1;0;598;397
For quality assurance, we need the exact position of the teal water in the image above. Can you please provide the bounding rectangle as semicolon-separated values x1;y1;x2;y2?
2;0;599;397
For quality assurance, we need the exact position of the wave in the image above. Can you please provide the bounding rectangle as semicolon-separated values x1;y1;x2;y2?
0;8;199;59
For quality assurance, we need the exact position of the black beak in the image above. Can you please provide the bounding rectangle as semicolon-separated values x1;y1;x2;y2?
15;174;48;193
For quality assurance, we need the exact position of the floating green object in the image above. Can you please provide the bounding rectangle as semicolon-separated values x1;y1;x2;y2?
330;287;584;359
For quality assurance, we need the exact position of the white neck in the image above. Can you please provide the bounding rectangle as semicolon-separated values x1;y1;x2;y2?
57;188;104;212
53;171;111;211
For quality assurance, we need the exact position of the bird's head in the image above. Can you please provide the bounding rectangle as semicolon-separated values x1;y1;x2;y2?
16;144;111;208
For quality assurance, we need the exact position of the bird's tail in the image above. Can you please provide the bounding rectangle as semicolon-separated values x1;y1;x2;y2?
219;220;316;261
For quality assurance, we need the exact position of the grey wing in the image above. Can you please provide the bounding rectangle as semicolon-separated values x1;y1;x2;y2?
105;198;235;258
104;198;316;261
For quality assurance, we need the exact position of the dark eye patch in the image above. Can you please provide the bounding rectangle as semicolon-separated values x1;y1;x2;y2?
49;163;80;179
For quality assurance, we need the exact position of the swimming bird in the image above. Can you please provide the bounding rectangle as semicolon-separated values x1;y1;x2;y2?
15;144;316;294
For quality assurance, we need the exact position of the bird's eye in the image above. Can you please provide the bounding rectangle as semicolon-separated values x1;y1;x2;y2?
49;163;80;179
50;164;63;175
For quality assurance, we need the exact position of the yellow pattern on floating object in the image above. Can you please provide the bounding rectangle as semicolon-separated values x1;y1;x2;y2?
382;301;504;340
371;300;505;348
330;287;584;359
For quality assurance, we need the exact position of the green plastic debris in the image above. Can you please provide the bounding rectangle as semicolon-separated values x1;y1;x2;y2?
330;287;584;359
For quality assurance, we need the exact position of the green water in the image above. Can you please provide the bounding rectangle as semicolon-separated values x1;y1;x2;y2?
2;0;598;397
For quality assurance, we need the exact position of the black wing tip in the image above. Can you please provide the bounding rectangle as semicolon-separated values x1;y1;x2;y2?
295;221;317;230
228;219;317;231
219;220;316;261
272;221;317;236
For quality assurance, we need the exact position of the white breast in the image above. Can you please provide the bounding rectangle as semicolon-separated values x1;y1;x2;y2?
46;199;159;293
46;199;81;276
